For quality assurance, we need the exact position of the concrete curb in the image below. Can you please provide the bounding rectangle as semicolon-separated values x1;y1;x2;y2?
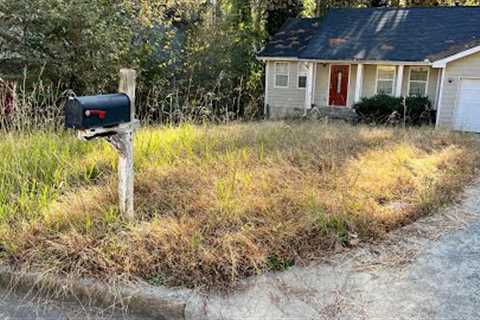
0;266;192;320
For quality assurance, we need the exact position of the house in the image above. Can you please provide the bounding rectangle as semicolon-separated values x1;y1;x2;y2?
257;6;480;132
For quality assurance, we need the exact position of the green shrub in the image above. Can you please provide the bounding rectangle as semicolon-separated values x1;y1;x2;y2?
404;96;435;125
353;94;400;123
353;94;434;125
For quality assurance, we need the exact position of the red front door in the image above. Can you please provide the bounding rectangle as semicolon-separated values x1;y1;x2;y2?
329;65;349;107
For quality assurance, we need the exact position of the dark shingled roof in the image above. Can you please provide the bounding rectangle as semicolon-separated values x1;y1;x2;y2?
258;18;323;58
258;6;480;62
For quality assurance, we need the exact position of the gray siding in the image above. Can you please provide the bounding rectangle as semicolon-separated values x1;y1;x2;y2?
314;64;330;107
266;61;306;118
363;65;377;98
428;68;440;107
348;65;357;108
437;51;480;129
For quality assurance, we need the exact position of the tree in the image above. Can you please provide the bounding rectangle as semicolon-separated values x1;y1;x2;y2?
0;0;135;92
0;0;205;92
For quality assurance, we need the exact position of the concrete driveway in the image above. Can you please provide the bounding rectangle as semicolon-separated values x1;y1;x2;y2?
186;180;480;320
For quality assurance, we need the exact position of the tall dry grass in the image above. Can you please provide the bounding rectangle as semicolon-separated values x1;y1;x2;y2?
0;73;261;133
0;122;479;288
0;77;72;131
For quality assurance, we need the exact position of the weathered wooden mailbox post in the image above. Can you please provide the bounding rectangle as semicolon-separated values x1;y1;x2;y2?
65;69;139;221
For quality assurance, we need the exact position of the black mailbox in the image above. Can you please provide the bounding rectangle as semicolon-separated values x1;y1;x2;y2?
65;93;131;130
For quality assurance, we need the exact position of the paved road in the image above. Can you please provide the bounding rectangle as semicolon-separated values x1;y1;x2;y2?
0;289;148;320
186;181;480;319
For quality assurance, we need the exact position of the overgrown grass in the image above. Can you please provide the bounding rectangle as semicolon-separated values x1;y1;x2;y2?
0;121;479;288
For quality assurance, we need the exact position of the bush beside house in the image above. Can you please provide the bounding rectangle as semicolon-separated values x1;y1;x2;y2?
353;94;434;125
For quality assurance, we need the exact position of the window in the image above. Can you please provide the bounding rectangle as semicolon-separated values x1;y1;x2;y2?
337;71;343;94
275;62;289;88
376;66;396;95
408;67;429;96
297;62;308;89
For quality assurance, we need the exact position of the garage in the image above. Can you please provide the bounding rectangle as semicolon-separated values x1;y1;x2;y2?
455;79;480;132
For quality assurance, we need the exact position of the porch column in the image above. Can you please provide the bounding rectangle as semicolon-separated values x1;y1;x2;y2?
354;64;364;103
435;67;446;127
395;65;404;97
264;62;270;119
304;62;315;114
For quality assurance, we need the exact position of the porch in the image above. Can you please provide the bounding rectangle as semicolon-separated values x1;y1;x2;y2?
265;61;440;119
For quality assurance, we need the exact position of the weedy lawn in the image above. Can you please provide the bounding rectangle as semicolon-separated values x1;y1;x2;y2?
0;121;479;288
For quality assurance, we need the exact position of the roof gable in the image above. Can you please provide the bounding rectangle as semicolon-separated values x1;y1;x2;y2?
258;6;480;62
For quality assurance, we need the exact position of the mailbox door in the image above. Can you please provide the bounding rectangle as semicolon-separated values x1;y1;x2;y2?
65;99;85;129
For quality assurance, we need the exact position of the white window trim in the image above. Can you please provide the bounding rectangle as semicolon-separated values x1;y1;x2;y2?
274;62;289;89
407;67;430;96
375;65;396;96
297;62;308;90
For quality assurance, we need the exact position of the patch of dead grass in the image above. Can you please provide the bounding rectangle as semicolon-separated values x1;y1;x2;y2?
2;121;480;288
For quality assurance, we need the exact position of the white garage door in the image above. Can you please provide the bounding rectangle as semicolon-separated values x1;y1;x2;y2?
455;79;480;132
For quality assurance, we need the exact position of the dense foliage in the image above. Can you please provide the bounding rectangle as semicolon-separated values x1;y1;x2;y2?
353;94;435;125
1;0;478;122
